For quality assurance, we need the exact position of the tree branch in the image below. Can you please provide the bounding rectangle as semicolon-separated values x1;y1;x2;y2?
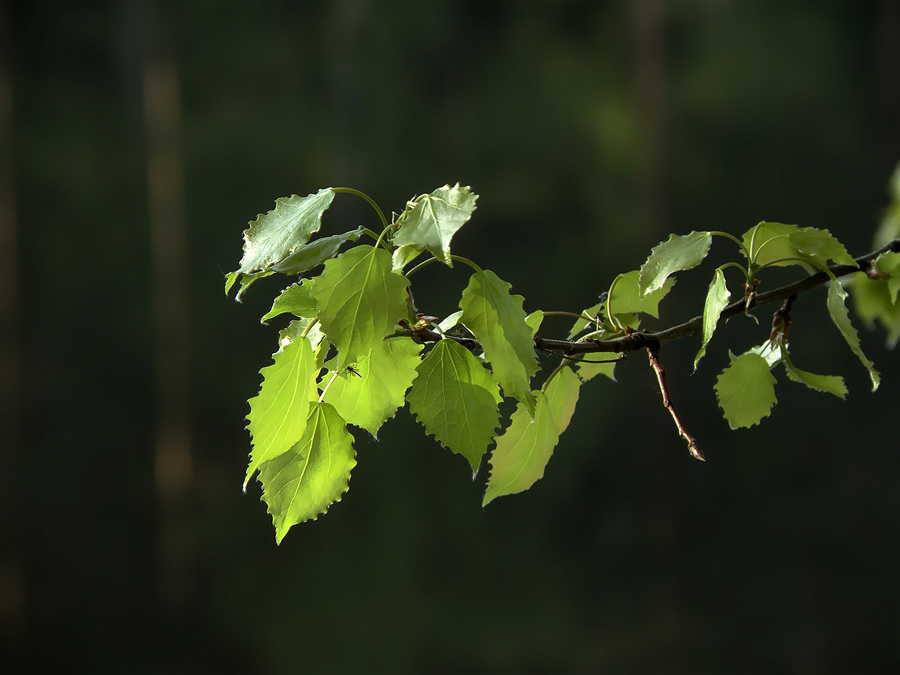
398;238;900;358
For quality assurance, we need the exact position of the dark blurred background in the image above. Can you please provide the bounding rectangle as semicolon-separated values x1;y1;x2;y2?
1;0;898;673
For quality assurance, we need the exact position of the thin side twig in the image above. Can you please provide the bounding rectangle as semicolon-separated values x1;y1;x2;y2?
646;341;705;462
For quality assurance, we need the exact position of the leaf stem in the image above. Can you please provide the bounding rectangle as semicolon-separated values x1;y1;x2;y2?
605;273;625;331
318;370;339;403
406;254;483;277
709;230;750;259
332;187;389;230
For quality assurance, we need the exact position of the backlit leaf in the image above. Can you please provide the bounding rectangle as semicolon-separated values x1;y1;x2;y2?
694;267;731;371
227;189;336;297
827;279;880;391
272;227;364;275
639;231;712;297
261;281;317;324
322;338;423;438
482;390;560;506
742;223;854;271
407;339;502;474
850;271;900;348
392;184;478;267
788;228;856;267
610;270;675;328
259;402;355;544
783;362;847;399
714;352;778;429
460;270;539;414
742;222;802;267
245;334;317;489
310;245;409;371
544;366;580;434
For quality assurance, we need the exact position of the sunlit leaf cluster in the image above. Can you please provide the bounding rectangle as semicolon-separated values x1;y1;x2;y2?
227;178;899;543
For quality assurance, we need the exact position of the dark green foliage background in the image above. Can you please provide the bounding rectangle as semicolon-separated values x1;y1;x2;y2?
2;0;898;672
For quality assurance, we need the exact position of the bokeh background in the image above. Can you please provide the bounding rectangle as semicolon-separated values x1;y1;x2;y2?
1;0;898;673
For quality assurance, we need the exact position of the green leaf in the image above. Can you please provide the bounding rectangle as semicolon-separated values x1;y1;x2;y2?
438;310;463;333
788;228;856;267
407;340;502;474
878;251;900;303
460;270;539;414
310;245;409;371
741;223;854;272
482;390;560;506
639;231;712;297
574;358;617;383
827;279;881;391
226;190;337;299
783;362;847;399
694;267;731;371
714;352;778;430
743;222;802;267
568;300;604;339
609;270;675;328
245;335;317;489
271;227;364;275
525;310;544;337
322;338;423;438
225;269;275;302
392;184;478;267
237;189;335;274
261;281;318;324
259;402;356;544
850;272;900;348
544;366;581;435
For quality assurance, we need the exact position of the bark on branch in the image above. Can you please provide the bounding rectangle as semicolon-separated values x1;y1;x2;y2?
402;238;900;358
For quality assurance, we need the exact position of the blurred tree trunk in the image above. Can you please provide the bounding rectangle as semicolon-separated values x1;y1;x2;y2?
0;0;25;663
142;4;193;612
632;0;668;248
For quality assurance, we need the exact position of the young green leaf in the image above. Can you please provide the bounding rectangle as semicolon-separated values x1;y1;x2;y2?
609;270;675;328
574;358;617;383
714;352;778;430
741;223;854;271
639;231;712;297
827;279;881;391
525;310;544;337
310;245;409;372
878;251;900;302
407;339;502;475
482;391;558;506
460;270;539;414
482;368;580;507
225;269;275;302
782;361;847;399
271;227;364;276
850;271;900;348
229;188;336;284
742;222;801;267
322;338;423;438
568;300;604;339
788;228;856;268
259;402;356;544
392;184;478;267
438;310;464;333
261;281;318;324
694;267;731;371
245;335;317;489
544;366;581;435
